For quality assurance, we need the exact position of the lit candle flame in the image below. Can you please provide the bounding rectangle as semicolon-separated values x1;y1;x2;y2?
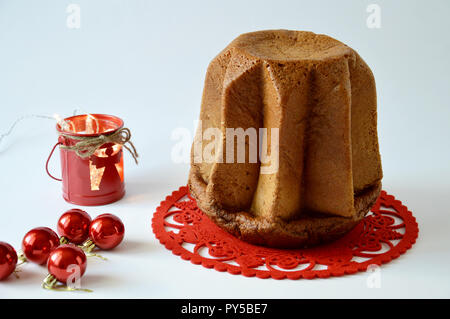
85;114;99;134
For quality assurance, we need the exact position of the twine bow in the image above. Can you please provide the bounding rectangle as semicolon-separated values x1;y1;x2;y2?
59;127;139;164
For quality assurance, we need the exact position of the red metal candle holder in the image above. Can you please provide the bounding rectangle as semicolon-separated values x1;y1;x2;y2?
46;114;127;206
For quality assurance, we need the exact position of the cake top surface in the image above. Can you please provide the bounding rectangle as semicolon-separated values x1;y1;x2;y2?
230;30;351;61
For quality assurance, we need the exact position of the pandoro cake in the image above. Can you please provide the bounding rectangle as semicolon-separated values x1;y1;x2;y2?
189;30;382;248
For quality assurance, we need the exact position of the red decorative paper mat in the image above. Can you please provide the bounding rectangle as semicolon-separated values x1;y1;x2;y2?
152;186;418;280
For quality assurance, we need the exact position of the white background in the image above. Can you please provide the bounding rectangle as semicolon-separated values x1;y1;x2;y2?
0;0;449;298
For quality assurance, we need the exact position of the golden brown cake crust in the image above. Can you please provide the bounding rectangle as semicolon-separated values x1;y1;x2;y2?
189;168;381;248
189;30;383;248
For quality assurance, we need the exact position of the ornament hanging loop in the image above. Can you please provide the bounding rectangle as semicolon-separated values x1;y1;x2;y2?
17;251;27;266
59;237;70;245
80;239;107;260
13;251;27;278
42;274;92;293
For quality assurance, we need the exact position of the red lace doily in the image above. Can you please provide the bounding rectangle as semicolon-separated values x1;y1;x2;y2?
152;186;418;280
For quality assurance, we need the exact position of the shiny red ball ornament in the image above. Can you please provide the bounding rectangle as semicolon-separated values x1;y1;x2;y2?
0;242;18;281
89;214;125;250
47;245;87;284
22;227;60;265
57;209;92;244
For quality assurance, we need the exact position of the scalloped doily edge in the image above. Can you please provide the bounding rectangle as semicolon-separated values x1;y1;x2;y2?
151;186;419;280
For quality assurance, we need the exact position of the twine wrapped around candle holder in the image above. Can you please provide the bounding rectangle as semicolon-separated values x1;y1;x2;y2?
59;127;139;164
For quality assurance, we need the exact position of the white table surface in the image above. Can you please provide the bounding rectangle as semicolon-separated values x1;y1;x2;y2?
0;0;449;298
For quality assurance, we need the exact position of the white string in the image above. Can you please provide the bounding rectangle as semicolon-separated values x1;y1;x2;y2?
0;109;84;147
0;114;55;146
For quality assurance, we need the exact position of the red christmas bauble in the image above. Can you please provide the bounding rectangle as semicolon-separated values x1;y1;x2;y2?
22;227;60;265
0;242;18;281
89;214;125;250
57;209;92;244
47;244;87;284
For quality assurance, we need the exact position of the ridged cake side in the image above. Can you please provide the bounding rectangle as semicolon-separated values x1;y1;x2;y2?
189;30;382;245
